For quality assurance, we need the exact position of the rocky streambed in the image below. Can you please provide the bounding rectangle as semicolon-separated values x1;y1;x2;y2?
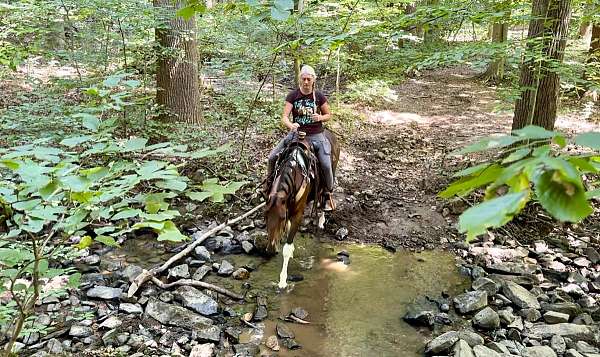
407;235;600;356
6;216;476;357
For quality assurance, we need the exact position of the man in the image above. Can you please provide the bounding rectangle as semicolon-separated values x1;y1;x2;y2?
267;65;336;211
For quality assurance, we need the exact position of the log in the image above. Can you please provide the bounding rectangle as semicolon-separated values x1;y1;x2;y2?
127;202;266;297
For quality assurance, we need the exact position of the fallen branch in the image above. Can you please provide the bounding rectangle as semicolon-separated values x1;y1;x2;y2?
128;202;266;297
288;315;311;324
150;277;244;300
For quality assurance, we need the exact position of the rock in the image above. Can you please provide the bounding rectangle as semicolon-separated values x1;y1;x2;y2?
575;341;598;353
502;281;540;309
486;262;537;275
280;338;301;349
550;335;566;354
507;316;524;330
403;298;437;326
254;305;268;321
241;241;253;254
232;268;250;280
454;339;475;357
473;307;500;330
119;303;143;314
276;323;295;339
335;227;349;240
578;294;597;308
266;335;280;351
194;246;212;261
454;291;488;314
168;264;190;279
159;291;174;302
121;264;143;282
565;350;585;357
523;346;557;357
472;344;502;356
528;323;599;344
69;325;93;338
560;283;585;297
291;307;309;320
573;257;591;268
217;260;234;276
195;325;221;342
233;343;261;355
102;328;119;346
99;316;122;329
458;329;484;347
521;308;542;322
174;286;218;316
46;339;64;354
424;331;459;354
572;313;593;325
189;343;215;357
540;302;581;318
584;247;600;264
9;342;25;354
544;311;570;324
472;278;498;296
498;308;516;325
486;342;510;354
193;265;212;281
86;286;122;300
145;298;213;329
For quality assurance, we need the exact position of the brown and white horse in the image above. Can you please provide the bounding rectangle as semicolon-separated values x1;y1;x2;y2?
265;130;340;289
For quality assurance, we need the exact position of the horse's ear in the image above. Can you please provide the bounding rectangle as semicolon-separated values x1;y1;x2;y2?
266;194;277;210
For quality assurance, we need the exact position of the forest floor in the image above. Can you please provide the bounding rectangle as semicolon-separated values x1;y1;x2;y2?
254;66;600;251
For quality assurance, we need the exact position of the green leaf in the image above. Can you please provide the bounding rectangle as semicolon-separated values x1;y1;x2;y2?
61;175;91;192
76;236;93;249
185;191;212;202
452;163;491;178
95;235;120;247
454;136;521;155
122;138;148;152
512;125;558;139
270;5;290;21
574;132;600;150
533;170;593;222
0;159;20;170
60;135;93;147
103;74;125;88
136;160;167;177
94;226;116;235
198;178;247;203
156;221;188;242
38;259;49;274
459;191;530;241
132;220;165;230
39;180;60;200
176;6;196;19
274;0;293;10
12;199;41;211
123;80;140;88
569;157;598;173
586;188;600;199
68;273;81;288
111;208;142;221
502;148;531;164
440;164;503;198
74;113;101;132
156;178;187;191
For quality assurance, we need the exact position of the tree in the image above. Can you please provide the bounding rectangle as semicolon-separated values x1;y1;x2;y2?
591;23;600;54
154;0;201;124
512;0;572;131
480;1;511;82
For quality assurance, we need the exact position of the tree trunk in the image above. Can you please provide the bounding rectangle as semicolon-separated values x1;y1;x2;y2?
512;0;571;131
580;21;591;39
591;24;600;54
481;22;509;82
154;0;201;124
423;0;440;43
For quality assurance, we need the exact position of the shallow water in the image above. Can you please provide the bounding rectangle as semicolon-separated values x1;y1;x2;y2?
213;235;469;357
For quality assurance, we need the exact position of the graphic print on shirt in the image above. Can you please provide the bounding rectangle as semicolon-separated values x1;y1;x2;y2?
293;98;317;125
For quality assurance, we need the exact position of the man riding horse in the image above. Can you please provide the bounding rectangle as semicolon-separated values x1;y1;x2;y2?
266;65;336;212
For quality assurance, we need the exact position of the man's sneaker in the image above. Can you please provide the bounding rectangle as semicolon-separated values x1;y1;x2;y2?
323;192;336;211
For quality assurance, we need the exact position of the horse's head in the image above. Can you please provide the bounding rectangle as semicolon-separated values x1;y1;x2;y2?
265;190;288;255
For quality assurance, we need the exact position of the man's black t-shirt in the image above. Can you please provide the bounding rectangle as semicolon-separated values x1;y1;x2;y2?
285;89;328;134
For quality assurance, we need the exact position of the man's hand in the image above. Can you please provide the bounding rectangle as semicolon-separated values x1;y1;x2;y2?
290;123;300;131
312;113;321;122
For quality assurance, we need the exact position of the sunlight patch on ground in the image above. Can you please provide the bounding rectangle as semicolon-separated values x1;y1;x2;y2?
367;110;430;125
16;57;86;83
555;114;600;133
338;151;363;173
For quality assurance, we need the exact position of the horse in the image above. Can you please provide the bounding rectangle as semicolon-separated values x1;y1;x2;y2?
265;130;340;289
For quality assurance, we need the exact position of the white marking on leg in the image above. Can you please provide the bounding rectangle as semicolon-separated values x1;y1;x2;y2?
278;243;295;289
317;212;325;229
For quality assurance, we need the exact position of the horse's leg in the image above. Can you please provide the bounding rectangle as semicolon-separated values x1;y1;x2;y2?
317;211;325;229
277;200;305;289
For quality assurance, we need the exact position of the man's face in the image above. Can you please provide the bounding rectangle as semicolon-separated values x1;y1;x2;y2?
300;74;314;91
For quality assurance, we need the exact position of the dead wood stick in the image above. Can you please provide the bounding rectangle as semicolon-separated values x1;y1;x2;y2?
128;202;266;297
150;277;244;300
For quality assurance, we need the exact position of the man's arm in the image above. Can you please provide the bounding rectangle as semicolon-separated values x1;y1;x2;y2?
281;101;298;130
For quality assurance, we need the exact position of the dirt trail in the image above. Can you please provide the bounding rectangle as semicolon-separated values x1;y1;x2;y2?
328;67;515;250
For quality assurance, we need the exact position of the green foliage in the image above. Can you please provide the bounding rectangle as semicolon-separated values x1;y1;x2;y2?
441;126;600;241
342;79;399;107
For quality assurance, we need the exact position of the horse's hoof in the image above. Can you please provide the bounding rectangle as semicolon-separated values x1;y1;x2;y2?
278;282;288;289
